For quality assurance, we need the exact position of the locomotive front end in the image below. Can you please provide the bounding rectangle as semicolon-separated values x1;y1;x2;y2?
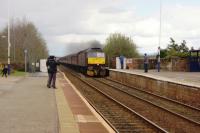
87;48;107;76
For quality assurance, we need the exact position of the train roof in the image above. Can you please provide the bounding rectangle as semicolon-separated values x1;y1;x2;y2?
60;53;77;59
77;47;103;53
61;47;103;58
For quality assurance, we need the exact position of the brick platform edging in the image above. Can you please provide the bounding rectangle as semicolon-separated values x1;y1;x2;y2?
59;71;115;133
109;69;200;108
55;76;80;133
110;69;200;89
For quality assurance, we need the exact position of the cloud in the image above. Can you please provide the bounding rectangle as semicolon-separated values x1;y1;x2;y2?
133;4;200;53
52;3;200;55
134;18;160;37
99;7;127;14
160;4;200;49
0;0;200;56
55;34;106;44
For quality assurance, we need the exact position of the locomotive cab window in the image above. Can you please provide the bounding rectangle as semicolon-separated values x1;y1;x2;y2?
87;48;106;65
87;52;105;58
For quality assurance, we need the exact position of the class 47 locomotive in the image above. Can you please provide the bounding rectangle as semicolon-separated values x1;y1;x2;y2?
59;47;109;77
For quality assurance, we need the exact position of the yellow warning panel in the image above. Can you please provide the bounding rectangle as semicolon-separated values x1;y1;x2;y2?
88;57;105;64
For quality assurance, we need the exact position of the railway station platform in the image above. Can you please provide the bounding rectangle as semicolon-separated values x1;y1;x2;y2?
0;72;113;133
109;69;200;108
110;69;200;87
0;73;58;133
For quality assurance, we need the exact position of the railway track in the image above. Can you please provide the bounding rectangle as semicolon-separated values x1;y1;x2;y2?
85;78;200;132
60;67;200;132
61;67;167;133
97;78;200;123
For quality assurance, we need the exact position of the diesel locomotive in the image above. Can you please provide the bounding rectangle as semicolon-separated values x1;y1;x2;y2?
59;47;109;77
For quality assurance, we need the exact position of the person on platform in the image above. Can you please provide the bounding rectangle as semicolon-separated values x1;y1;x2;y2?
144;53;149;73
46;56;59;88
119;55;124;69
157;46;161;72
2;65;8;78
156;54;160;72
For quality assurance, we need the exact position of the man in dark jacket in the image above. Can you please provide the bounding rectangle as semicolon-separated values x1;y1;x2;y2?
46;56;59;88
2;65;8;78
119;55;124;69
144;53;149;73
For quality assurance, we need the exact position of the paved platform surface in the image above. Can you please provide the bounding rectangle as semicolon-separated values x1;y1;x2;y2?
0;73;58;133
111;69;200;88
0;72;113;133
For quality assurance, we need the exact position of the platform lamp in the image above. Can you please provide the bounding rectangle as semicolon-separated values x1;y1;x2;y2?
157;0;162;72
7;0;11;75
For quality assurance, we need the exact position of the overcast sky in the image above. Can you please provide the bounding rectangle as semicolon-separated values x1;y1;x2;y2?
0;0;200;56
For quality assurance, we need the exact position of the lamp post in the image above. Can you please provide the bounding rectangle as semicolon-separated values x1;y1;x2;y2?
7;0;11;75
157;0;162;72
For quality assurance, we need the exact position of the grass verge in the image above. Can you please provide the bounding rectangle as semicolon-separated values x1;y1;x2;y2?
12;70;27;76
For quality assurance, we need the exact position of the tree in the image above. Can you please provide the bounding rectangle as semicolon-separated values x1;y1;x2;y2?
179;40;189;52
0;18;48;65
167;38;179;51
160;49;168;58
166;38;189;58
103;33;139;59
0;31;8;62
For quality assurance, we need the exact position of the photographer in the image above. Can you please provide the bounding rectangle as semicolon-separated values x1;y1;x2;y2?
46;56;59;88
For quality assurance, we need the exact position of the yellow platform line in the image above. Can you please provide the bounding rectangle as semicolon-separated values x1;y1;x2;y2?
55;79;80;133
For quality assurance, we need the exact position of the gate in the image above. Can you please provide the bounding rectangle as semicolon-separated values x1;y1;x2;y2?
189;50;200;72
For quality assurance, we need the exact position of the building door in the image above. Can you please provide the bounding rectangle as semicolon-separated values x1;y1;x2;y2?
189;50;200;72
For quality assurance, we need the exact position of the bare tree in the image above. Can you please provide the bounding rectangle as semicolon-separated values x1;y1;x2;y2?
0;18;48;65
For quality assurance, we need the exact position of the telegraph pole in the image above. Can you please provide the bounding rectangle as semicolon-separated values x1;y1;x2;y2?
159;0;162;47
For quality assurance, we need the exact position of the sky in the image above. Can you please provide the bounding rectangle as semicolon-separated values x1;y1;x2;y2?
0;0;200;56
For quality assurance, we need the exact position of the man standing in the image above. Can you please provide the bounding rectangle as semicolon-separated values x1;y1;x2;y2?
2;65;8;78
157;46;161;72
119;55;124;69
144;53;149;73
46;56;59;88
